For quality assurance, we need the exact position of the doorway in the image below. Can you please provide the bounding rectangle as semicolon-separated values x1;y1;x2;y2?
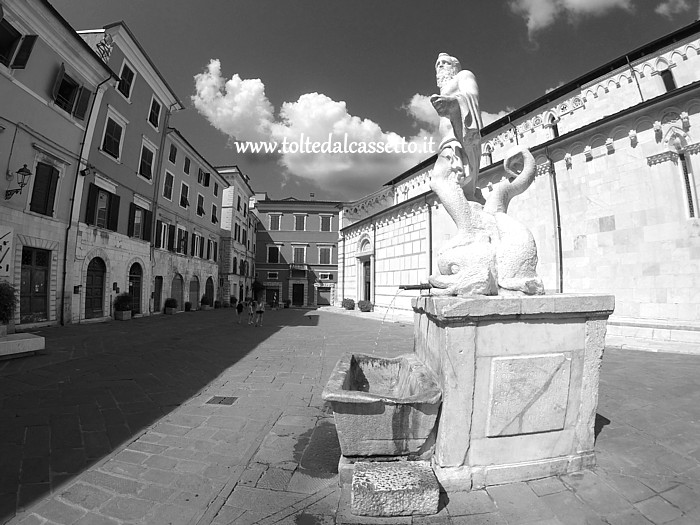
189;277;200;309
171;274;184;311
292;283;304;306
153;276;163;312
85;257;106;319
20;247;50;323
363;260;371;301
128;263;142;314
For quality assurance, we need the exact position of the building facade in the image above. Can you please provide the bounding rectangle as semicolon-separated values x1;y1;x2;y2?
253;195;340;307
218;165;256;304
151;129;227;312
0;0;114;329
339;21;700;352
69;22;184;321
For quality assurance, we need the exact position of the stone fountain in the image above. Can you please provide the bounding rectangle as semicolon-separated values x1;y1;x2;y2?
323;52;614;517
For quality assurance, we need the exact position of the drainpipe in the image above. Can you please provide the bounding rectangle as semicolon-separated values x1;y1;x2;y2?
60;75;113;326
371;219;376;305
545;147;564;293
149;104;180;312
339;229;345;305
425;194;433;278
626;54;645;103
509;116;519;145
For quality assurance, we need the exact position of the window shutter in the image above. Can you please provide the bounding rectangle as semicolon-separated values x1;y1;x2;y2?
167;224;175;251
46;166;59;216
155;219;162;246
213;241;218;262
52;63;66;103
204;172;210;187
191;234;197;256
85;183;98;225
127;203;136;237
183;231;189;254
107;193;120;232
143;210;153;242
11;35;37;69
199;237;204;258
73;87;92;120
206;240;211;260
30;163;50;214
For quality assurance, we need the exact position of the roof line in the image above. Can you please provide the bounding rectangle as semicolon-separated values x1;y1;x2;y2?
102;21;184;109
39;0;116;79
481;19;700;135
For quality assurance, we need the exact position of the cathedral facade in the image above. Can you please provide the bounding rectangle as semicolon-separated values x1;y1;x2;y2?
338;21;700;352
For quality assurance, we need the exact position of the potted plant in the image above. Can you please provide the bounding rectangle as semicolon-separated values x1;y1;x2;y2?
184;301;192;312
0;281;18;337
342;298;355;310
200;295;212;311
358;300;373;312
164;298;178;315
113;293;132;321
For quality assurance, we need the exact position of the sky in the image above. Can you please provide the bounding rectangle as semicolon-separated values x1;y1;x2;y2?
50;0;700;202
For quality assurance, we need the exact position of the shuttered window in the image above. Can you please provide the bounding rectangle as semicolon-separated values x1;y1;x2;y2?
85;183;120;232
29;163;59;216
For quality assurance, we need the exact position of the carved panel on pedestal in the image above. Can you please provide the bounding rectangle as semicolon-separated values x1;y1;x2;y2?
487;354;571;437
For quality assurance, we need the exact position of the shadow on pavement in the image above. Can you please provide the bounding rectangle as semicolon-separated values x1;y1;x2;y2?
0;307;318;523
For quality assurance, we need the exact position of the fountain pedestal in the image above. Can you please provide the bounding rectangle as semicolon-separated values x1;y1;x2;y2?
413;294;614;491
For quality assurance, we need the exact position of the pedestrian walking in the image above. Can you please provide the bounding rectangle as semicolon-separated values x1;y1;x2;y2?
254;300;265;327
236;300;244;323
248;300;255;325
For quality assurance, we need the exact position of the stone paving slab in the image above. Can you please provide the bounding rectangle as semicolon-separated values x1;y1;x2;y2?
0;307;699;524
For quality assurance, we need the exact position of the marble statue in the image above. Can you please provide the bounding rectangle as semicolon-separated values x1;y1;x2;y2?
428;53;544;296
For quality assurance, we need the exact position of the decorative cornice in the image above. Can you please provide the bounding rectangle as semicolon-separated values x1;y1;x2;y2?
536;162;553;177
647;151;678;166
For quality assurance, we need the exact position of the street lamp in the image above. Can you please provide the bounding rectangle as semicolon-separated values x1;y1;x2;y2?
5;164;33;200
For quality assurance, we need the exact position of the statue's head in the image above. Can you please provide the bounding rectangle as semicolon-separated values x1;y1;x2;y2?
436;53;461;88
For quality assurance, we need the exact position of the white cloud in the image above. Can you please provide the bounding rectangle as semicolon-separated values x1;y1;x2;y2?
655;0;692;17
192;61;436;200
482;109;514;126
545;81;566;94
510;0;634;35
404;94;440;131
192;59;274;142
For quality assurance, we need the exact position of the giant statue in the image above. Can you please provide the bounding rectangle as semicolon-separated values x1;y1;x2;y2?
428;53;544;296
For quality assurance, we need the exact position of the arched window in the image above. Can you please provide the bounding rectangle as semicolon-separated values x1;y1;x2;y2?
548;114;559;139
483;144;493;166
660;69;676;92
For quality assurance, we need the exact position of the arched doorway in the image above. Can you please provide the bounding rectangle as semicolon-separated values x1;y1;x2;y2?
171;274;184;311
205;277;214;304
189;276;200;309
128;263;142;314
85;257;106;319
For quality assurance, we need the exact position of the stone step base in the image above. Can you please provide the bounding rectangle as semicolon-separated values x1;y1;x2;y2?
0;333;44;360
350;461;439;517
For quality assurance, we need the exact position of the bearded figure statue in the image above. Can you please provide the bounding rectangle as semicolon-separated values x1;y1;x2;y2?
428;53;544;296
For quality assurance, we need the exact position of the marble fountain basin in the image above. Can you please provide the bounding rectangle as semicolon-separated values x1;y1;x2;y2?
322;353;441;457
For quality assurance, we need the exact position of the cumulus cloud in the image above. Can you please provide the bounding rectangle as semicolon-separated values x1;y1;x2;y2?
482;109;514;126
510;0;634;35
193;60;438;200
655;0;693;17
192;59;274;142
